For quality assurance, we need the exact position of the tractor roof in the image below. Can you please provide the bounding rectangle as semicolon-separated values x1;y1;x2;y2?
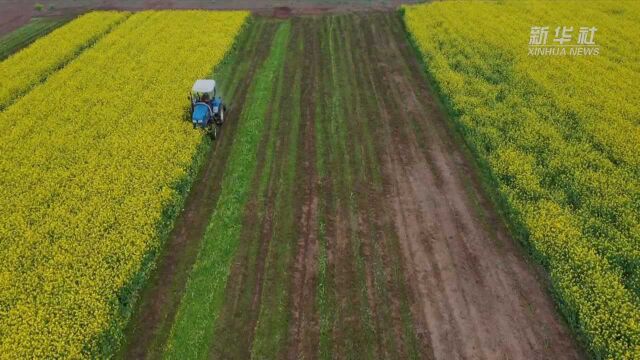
192;79;216;93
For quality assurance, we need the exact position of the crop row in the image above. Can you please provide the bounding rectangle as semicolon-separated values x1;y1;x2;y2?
0;10;247;358
403;1;640;358
0;11;129;109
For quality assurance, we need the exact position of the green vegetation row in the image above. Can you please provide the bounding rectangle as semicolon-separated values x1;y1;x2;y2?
0;11;129;110
0;11;248;357
403;1;640;358
0;17;68;61
164;21;291;359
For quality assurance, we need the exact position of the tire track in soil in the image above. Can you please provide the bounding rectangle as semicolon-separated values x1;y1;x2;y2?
118;18;278;360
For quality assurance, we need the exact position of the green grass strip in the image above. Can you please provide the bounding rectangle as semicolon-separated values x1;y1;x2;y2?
163;21;291;360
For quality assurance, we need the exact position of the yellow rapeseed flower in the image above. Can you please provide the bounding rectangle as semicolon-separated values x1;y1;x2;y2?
0;10;248;358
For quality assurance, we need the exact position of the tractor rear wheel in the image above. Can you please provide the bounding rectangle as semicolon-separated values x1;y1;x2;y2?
210;125;217;140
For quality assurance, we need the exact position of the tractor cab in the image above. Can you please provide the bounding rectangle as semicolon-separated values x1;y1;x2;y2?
189;79;226;139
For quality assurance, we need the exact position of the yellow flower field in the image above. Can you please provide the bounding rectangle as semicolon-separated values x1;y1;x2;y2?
0;11;129;109
404;1;640;358
0;10;247;358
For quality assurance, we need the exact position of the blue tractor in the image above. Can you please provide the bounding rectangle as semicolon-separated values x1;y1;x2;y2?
190;79;226;139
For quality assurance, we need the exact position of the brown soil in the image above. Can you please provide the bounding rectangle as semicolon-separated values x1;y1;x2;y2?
117;20;278;359
0;0;35;36
272;6;293;18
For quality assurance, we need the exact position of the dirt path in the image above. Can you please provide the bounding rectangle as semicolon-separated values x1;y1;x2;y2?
117;19;277;359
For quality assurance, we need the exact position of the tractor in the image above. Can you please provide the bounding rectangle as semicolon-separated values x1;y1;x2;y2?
189;79;226;139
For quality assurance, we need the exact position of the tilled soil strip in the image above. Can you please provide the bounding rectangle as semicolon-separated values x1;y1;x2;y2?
373;12;583;360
